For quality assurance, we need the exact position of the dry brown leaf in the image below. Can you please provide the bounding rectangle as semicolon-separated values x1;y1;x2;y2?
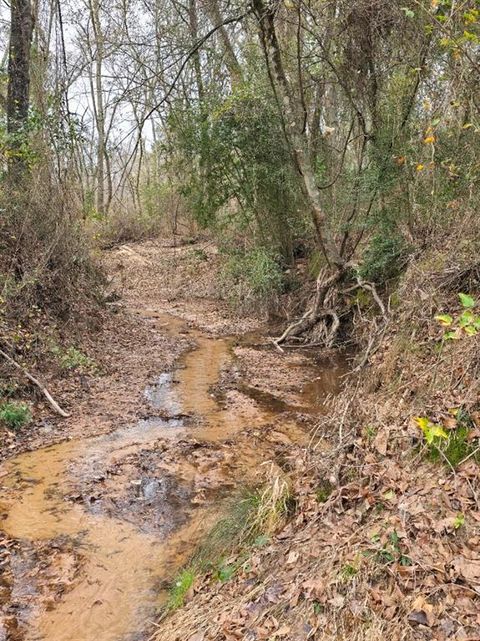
302;578;324;599
452;556;480;583
373;428;389;456
286;550;299;565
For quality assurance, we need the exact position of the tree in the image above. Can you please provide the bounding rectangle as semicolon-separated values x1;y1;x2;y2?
7;0;35;176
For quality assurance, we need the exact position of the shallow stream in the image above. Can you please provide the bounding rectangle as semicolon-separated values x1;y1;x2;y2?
0;310;345;641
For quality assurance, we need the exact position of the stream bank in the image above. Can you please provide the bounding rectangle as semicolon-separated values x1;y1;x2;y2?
0;240;347;641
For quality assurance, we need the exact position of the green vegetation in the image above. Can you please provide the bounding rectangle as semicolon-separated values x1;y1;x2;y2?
221;246;284;310
52;346;98;373
0;401;32;430
416;409;480;469
358;233;409;284
166;569;196;612
436;293;480;340
315;479;334;504
166;475;293;613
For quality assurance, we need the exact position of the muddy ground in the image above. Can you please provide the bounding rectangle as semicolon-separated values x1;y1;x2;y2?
0;239;347;641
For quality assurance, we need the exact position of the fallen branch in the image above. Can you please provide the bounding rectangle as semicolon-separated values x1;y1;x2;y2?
0;348;71;418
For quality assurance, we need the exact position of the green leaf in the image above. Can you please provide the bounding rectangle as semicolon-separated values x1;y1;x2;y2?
459;310;475;327
459;293;475;308
464;325;478;336
453;513;465;529
415;417;448;444
426;424;449;444
435;314;453;326
401;7;415;18
443;330;459;340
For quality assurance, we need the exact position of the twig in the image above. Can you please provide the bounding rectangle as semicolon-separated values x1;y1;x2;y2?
0;348;70;418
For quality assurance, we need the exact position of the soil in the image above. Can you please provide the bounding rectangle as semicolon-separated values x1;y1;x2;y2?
0;239;347;641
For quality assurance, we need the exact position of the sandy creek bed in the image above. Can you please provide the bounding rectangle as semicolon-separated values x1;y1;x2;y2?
0;305;346;641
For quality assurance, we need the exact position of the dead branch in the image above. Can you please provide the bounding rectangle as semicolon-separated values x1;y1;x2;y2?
355;275;387;318
0;348;71;418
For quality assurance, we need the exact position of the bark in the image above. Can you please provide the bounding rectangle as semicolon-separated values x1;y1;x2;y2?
252;0;342;268
89;0;106;217
7;0;34;175
188;0;204;101
200;0;243;85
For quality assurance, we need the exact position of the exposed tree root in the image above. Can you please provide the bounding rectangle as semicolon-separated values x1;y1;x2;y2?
275;267;344;346
274;265;388;353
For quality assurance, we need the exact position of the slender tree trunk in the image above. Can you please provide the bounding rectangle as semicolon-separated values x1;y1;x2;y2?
252;0;342;267
201;0;243;85
7;0;34;176
189;0;204;101
89;0;105;216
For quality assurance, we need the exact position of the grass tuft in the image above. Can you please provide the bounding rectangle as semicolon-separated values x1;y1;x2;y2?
166;569;196;612
0;401;32;430
166;470;294;615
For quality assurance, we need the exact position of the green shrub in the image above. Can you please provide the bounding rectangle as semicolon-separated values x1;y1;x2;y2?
221;247;284;309
359;233;409;284
0;401;32;429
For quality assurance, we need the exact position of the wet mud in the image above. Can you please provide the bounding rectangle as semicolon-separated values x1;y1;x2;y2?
0;308;347;641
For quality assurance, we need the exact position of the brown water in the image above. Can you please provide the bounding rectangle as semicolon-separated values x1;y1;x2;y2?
0;311;344;641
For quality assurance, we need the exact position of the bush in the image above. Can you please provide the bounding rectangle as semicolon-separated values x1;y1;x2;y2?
221;247;284;311
359;233;409;284
0;401;31;429
0;171;103;324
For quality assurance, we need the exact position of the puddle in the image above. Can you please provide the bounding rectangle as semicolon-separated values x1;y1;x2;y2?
0;310;346;641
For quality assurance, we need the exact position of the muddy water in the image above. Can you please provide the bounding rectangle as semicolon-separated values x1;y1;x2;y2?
0;311;344;641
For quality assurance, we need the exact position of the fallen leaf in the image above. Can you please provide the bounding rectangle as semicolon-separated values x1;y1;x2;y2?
286;550;299;564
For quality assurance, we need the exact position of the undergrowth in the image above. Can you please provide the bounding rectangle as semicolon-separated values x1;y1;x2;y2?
220;246;284;312
0;401;31;429
165;472;293;614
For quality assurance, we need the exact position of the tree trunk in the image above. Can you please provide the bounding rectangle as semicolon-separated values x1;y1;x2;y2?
7;0;34;176
252;0;342;268
201;0;243;85
189;0;204;101
89;0;105;217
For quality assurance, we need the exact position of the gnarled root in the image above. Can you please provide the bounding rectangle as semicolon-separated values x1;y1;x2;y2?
275;266;344;346
274;265;388;352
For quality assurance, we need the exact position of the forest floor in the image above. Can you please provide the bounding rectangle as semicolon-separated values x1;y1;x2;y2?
0;238;479;641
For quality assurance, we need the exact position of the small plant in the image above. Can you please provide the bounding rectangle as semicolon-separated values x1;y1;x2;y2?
167;568;196;611
414;416;449;445
435;293;480;340
415;410;479;468
340;562;359;582
369;530;411;566
315;479;334;503
52;345;97;372
363;425;377;441
453;513;465;530
0;401;32;429
216;563;237;583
